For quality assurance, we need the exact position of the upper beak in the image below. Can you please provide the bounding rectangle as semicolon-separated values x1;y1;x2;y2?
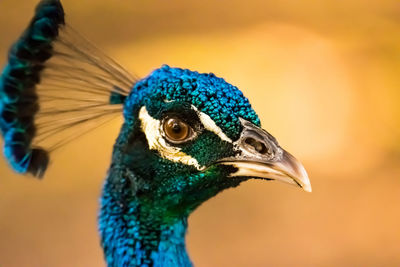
218;118;311;192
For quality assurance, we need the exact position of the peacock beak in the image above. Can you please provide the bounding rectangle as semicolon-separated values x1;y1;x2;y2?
218;118;311;192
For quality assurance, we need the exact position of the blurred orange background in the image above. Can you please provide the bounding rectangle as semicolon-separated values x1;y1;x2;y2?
1;0;400;266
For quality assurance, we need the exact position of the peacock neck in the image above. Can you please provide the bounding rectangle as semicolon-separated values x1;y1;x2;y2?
99;171;193;267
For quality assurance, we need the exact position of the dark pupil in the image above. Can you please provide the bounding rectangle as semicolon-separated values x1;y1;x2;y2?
164;118;189;141
171;122;182;133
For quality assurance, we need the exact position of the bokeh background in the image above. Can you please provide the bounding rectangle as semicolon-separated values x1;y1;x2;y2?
1;0;400;266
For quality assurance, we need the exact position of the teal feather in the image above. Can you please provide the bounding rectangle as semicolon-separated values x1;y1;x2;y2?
0;0;134;177
0;0;64;176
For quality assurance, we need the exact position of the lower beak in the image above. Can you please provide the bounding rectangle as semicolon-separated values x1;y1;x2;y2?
220;149;312;192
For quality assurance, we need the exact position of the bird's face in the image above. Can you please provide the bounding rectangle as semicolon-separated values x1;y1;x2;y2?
116;65;310;219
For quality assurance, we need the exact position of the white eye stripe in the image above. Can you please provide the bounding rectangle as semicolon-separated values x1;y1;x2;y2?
161;100;232;144
138;106;205;170
138;105;232;170
191;105;232;144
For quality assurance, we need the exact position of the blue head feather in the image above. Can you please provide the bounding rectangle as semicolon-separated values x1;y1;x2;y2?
125;65;260;140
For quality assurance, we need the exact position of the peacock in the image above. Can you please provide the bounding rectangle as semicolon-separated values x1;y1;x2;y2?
0;0;311;266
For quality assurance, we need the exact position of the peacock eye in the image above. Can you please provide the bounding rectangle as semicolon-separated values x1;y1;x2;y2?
163;117;193;143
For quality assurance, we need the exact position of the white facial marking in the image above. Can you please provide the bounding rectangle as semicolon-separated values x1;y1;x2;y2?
138;106;205;170
191;105;232;143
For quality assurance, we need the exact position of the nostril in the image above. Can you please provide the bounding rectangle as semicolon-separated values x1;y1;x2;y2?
244;137;268;154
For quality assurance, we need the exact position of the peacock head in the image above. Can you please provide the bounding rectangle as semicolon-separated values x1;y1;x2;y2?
110;65;311;219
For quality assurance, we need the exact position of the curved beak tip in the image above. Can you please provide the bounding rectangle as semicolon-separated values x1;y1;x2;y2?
303;185;312;193
300;179;312;193
271;150;312;193
294;163;312;193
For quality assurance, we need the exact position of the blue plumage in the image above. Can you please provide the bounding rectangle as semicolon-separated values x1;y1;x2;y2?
125;65;260;140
